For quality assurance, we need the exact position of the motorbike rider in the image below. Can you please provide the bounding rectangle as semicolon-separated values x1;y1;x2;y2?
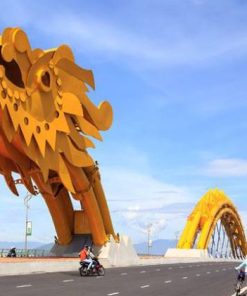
235;259;247;282
7;247;16;257
79;245;96;273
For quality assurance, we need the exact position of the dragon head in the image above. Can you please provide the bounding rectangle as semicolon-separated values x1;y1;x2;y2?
0;27;113;194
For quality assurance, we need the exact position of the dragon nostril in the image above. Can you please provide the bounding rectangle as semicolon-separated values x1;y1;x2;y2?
41;71;50;88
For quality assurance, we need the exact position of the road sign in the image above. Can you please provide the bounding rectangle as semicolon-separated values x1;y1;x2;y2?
26;221;32;236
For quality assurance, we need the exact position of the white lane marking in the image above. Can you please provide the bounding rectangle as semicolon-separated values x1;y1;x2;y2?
196;274;200;277
215;270;219;272
96;276;104;279
230;286;247;296
206;271;211;274
179;266;184;269
222;268;226;271
107;293;119;296
140;270;146;273
121;272;127;275
165;280;172;284
62;279;74;283
182;276;188;279
16;284;32;288
168;267;173;270
155;268;160;271
140;285;150;289
189;265;193;268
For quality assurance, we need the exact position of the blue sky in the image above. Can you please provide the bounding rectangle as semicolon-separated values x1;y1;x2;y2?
0;0;247;244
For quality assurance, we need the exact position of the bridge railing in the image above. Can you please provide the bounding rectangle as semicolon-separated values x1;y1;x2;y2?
0;248;52;258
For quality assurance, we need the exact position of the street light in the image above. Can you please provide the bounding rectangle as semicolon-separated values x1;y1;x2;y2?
23;186;39;253
147;223;152;256
24;192;33;253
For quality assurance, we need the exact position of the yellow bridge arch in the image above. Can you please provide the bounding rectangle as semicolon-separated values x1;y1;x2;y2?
177;189;247;258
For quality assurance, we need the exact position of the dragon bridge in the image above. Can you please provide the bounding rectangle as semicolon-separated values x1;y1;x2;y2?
0;27;117;246
178;189;247;259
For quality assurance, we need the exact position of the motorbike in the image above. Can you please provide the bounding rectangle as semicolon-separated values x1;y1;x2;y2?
234;270;245;296
7;248;17;257
79;258;105;276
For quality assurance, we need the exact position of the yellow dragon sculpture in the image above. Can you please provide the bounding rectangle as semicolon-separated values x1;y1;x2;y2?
0;27;117;246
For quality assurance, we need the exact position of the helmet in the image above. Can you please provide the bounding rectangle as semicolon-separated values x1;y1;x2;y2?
84;245;89;249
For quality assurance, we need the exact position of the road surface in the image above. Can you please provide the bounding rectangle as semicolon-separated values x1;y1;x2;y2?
0;262;241;296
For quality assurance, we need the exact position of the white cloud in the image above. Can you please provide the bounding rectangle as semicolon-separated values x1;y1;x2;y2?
1;1;247;67
203;158;247;177
123;205;141;221
151;219;167;235
35;15;247;67
101;166;195;241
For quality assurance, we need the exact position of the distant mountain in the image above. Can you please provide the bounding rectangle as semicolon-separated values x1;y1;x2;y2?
37;243;53;251
0;241;45;249
38;239;177;255
0;239;177;255
134;239;177;255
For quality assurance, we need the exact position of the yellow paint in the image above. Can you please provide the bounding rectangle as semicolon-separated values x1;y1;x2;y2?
0;27;116;246
178;189;247;257
74;211;91;234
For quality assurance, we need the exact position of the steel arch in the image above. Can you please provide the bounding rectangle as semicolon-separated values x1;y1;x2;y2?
177;189;247;258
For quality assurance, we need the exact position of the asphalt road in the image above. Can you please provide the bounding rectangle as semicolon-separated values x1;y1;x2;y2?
0;262;243;296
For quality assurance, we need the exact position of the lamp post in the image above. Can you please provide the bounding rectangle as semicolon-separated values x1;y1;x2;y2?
147;223;152;256
175;231;180;245
23;186;39;253
24;192;33;253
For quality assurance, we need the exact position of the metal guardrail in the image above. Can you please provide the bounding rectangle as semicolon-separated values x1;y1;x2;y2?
137;253;163;257
0;248;51;258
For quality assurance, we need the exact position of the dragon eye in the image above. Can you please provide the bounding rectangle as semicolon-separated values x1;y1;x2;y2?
36;68;52;92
